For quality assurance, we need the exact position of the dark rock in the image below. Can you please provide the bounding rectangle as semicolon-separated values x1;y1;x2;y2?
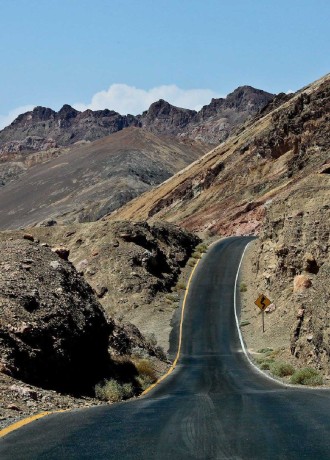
52;247;70;261
0;239;111;392
23;234;34;242
39;219;57;227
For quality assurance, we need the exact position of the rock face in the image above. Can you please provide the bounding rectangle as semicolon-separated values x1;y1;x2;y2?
0;86;274;155
0;238;111;392
251;188;330;375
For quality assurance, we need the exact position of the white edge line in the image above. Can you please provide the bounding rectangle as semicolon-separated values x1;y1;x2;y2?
234;240;329;391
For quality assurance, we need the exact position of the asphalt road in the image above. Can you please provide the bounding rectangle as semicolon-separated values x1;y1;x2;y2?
1;237;329;459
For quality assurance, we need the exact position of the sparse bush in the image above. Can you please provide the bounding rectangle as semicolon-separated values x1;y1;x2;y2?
196;243;208;253
95;379;123;402
176;282;186;291
165;294;177;302
260;360;274;370
240;282;247;292
135;375;154;391
258;348;273;354
269;362;295;377
240;320;250;327
95;379;134;402
290;368;323;386
121;383;134;399
133;359;157;382
132;358;158;392
188;259;197;267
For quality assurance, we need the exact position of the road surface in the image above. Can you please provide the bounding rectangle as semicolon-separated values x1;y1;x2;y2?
1;237;329;459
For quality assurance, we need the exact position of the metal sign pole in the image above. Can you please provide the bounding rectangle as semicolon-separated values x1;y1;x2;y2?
262;310;265;333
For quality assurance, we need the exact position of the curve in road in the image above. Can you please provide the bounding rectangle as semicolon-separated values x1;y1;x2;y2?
0;237;329;459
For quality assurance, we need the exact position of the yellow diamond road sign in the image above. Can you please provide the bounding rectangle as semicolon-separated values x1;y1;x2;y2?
254;294;271;311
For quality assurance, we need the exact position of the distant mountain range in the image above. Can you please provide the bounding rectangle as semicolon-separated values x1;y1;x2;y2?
0;86;275;156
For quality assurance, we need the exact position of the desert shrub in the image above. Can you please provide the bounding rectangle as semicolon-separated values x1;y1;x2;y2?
176;282;186;291
135;375;154;391
240;282;247;292
188;259;197;267
290;368;323;386
133;359;157;382
95;379;134;402
258;348;274;354
240;320;250;327
132;358;158;391
196;243;208;253
121;383;134;399
166;294;177;302
269;362;295;377
259;359;275;370
95;379;123;402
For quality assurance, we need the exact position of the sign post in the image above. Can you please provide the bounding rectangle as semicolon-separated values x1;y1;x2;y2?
254;294;271;333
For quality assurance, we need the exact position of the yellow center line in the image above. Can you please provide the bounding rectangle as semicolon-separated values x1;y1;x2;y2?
141;256;202;396
0;410;66;438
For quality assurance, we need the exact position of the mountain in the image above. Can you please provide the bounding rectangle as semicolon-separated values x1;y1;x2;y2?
0;127;207;229
0;86;274;156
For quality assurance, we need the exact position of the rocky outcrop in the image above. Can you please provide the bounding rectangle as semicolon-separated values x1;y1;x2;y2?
140;99;197;135
0;238;111;392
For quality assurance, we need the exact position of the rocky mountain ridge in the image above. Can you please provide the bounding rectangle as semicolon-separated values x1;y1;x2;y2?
0;86;274;155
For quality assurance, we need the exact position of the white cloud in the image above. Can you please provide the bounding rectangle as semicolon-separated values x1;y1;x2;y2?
0;105;36;130
74;84;222;115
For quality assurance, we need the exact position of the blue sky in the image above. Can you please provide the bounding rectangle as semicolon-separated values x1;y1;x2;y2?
0;0;329;127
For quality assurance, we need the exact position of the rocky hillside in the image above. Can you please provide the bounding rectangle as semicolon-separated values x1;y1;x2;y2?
240;176;329;378
0;222;199;427
0;86;274;156
0;221;200;356
259;181;329;373
0;128;207;229
112;74;329;238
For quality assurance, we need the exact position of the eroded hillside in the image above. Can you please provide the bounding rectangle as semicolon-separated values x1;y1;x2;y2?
240;175;329;378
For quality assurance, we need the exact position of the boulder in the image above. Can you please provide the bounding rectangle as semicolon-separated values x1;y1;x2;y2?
293;274;312;292
0;239;111;392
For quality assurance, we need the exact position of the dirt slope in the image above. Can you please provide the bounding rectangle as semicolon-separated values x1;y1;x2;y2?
0;128;206;229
